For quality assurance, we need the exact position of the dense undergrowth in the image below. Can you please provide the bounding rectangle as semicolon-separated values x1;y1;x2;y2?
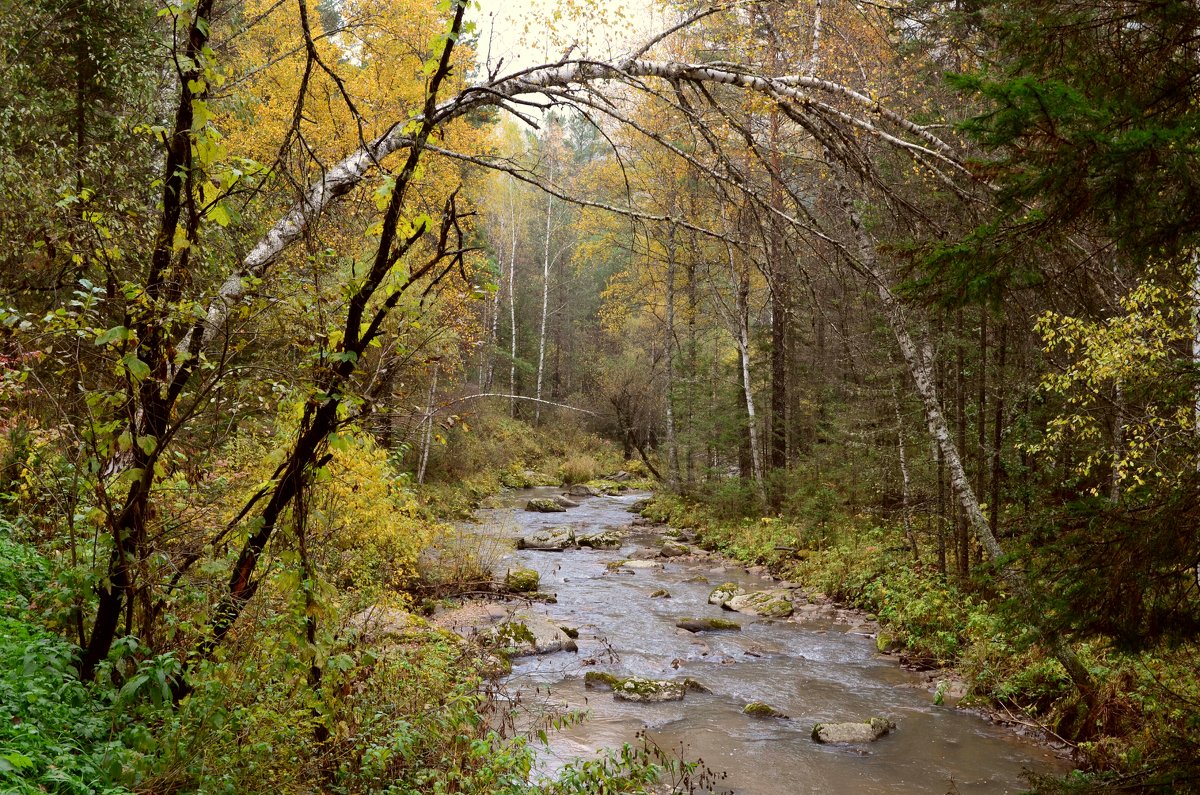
640;477;1200;793
0;408;664;795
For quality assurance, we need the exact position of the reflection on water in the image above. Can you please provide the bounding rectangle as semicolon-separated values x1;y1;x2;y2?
466;488;1070;795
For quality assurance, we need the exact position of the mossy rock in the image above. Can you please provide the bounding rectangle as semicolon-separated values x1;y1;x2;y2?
649;588;671;599
876;632;903;653
724;590;794;618
613;677;686;703
489;621;536;652
659;541;690;558
676;617;741;633
482;611;576;657
708;582;745;606
683;575;710;584
811;717;896;744
504;568;540;593
578;530;623;549
526;497;567;513
743;701;788;719
559;625;580;639
584;671;622;690
628;498;652;514
566;484;600;497
517;527;575;550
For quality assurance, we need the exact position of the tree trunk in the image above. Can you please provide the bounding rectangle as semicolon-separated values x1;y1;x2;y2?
508;179;518;417
836;173;1095;699
990;317;1006;535
534;153;554;425
664;224;681;488
417;362;439;484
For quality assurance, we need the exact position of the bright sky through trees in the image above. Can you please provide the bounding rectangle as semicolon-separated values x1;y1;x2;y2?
471;0;653;74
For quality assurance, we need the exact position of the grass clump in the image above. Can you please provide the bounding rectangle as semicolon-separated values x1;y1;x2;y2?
559;454;598;485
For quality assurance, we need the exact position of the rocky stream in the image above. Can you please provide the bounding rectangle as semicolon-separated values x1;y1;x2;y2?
435;486;1071;794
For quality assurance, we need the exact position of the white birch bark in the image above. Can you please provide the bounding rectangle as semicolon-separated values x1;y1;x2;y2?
417;362;440;485
534;151;554;425
508;178;519;417
835;172;1093;695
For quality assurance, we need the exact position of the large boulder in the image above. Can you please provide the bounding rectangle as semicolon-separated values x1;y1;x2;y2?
526;497;567;513
811;717;896;744
577;529;624;549
567;484;600;497
659;541;691;558
708;582;745;606
628;497;652;514
585;672;707;703
723;589;795;618
676;617;741;633
743;701;788;719
517;527;575;550
608;559;665;572
484;610;578;657
504;568;540;593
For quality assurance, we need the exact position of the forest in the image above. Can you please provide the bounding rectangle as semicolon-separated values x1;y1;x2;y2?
1;0;1199;792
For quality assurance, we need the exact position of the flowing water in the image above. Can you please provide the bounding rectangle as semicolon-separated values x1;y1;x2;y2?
464;487;1071;794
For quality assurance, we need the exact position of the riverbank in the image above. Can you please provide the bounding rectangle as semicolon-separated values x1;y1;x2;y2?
634;491;1200;792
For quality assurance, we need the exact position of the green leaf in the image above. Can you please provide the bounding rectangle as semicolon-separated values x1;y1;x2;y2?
95;325;130;346
208;202;231;227
121;354;151;381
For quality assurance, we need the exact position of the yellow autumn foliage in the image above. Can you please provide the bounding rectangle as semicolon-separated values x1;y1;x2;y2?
310;432;431;604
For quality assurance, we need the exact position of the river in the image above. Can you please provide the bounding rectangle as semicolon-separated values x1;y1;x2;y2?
460;486;1070;794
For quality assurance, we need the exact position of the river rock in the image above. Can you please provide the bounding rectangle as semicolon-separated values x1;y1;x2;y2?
608;559;665;572
504;568;540;593
676;617;741;633
649;588;671;598
553;495;580;508
743;701;788;719
484;610;578;657
811;717;896;744
610;470;633;482
566;484;600;497
577;529;624;549
526;497;567;513
724;589;794;618
708;582;746;606
876;631;903;653
585;673;707;703
659;541;690;558
517;527;575;550
628;498;652;513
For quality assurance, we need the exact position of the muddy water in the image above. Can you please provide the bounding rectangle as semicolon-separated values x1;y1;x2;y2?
471;487;1070;794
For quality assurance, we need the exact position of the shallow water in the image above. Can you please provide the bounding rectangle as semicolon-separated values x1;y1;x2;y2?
470;487;1070;794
